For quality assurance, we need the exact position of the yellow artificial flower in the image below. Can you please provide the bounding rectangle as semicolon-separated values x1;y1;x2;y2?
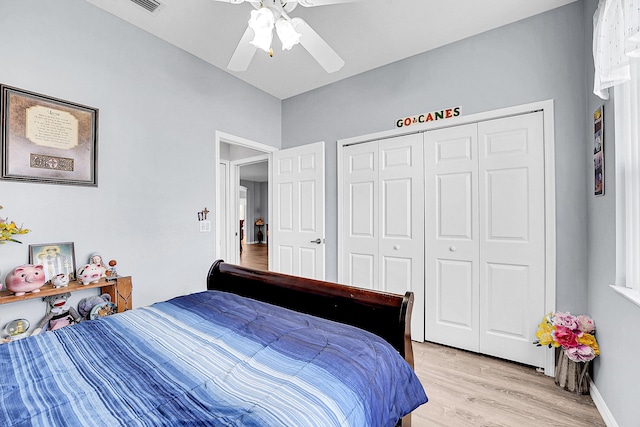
536;316;558;347
578;333;600;356
0;206;29;244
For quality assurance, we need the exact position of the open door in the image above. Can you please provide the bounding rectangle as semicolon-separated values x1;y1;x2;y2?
272;142;325;280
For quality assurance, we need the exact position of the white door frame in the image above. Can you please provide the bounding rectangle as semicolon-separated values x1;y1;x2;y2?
218;159;230;262
215;131;277;266
337;100;557;376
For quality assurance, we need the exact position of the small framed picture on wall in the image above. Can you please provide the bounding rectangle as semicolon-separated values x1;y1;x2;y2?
594;106;604;196
29;242;77;283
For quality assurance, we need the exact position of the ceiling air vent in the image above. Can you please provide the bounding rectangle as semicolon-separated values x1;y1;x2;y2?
128;0;164;14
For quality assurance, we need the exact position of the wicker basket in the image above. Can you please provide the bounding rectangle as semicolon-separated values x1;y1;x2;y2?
554;347;591;394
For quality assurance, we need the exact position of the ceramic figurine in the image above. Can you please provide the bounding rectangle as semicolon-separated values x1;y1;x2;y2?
51;273;70;288
77;263;106;285
88;253;107;278
4;264;46;296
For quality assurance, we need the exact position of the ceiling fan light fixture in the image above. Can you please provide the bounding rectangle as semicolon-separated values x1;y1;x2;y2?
248;7;275;52
275;18;301;50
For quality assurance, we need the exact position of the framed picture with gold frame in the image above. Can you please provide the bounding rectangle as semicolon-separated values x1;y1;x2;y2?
1;84;98;186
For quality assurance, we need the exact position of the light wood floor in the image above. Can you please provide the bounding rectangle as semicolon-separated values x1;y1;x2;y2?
239;241;268;271
411;341;605;426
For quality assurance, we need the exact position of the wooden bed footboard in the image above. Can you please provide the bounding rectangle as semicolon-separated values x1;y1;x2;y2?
207;260;415;368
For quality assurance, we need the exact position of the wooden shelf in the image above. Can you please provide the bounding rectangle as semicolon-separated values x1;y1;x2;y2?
0;277;132;312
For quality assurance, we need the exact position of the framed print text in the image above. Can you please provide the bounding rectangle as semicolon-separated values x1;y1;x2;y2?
1;84;98;186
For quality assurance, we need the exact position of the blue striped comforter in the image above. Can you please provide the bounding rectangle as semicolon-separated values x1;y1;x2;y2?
0;290;427;426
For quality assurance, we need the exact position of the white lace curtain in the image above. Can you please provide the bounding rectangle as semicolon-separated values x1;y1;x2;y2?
594;1;640;291
593;0;640;99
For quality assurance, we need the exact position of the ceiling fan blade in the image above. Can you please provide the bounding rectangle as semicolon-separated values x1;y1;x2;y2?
291;17;344;73
227;26;258;71
297;0;361;6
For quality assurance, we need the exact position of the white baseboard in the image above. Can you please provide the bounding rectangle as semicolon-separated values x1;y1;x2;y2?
590;380;618;427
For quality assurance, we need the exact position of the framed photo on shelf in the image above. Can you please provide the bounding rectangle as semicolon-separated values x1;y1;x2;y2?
29;242;77;283
594;105;604;196
1;84;98;186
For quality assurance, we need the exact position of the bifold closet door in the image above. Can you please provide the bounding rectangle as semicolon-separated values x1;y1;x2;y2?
425;112;545;367
342;133;425;341
424;123;480;352
477;112;545;367
341;142;379;290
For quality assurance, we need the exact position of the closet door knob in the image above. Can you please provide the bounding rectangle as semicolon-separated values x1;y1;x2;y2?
450;246;456;252
393;245;400;250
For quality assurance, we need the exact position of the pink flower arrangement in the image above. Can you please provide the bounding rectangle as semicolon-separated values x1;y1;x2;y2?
533;312;600;362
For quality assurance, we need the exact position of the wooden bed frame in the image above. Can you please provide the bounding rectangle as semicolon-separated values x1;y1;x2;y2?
207;260;417;426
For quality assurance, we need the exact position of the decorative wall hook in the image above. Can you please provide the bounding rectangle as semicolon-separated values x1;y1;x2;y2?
197;207;210;221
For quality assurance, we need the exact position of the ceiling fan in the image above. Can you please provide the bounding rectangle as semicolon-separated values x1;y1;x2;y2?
211;0;359;73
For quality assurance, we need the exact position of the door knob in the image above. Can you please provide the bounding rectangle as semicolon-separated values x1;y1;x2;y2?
310;238;322;244
393;245;400;250
450;246;456;252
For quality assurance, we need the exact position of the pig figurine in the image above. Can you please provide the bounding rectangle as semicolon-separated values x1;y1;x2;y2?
4;264;46;296
51;273;70;288
77;263;106;285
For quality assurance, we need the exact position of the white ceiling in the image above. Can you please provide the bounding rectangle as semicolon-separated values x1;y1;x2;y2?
85;0;576;99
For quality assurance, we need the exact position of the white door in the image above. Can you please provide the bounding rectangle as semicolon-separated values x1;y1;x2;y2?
477;112;545;367
424;123;480;352
342;134;425;341
424;112;545;367
272;142;325;280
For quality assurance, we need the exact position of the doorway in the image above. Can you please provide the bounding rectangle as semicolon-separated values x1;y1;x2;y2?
238;163;269;271
215;131;276;270
215;132;327;280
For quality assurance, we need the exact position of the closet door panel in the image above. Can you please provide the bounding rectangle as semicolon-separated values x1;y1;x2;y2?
437;259;474;327
425;123;480;352
349;253;375;289
485;263;529;337
382;256;412;296
379;134;425;341
342;143;379;290
478;112;545;368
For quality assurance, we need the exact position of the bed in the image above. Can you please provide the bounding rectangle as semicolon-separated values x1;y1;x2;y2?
0;260;427;426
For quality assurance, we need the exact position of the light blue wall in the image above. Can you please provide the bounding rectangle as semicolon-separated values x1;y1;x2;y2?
0;0;280;326
583;1;640;426
283;2;589;318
